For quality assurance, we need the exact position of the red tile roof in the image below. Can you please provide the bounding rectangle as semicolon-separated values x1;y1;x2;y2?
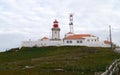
67;32;74;34
75;34;92;37
64;34;95;40
104;40;111;44
41;37;49;40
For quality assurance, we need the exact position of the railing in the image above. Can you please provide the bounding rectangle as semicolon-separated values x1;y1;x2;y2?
101;59;120;75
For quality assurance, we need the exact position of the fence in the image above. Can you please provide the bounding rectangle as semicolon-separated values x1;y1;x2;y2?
101;59;120;75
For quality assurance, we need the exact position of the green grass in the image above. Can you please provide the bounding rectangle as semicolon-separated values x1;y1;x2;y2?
0;46;120;75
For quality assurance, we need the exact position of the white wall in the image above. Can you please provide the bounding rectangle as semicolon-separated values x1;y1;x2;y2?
63;37;111;47
21;40;63;47
21;41;37;47
21;37;110;48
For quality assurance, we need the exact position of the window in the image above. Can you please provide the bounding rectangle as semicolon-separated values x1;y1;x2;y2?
70;41;72;43
77;41;79;43
55;32;57;34
97;37;99;41
80;40;82;43
66;40;72;43
91;39;93;41
77;40;82;43
87;39;90;42
67;41;69;43
95;39;96;41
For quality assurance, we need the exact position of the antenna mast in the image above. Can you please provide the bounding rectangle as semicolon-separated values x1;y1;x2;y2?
69;13;74;33
109;25;113;50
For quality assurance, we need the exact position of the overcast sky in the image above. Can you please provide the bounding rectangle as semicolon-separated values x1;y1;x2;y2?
0;0;120;51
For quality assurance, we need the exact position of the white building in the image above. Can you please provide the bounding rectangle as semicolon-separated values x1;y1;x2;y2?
21;18;111;48
64;32;111;47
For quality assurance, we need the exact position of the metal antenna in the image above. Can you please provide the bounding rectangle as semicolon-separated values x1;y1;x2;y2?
69;13;74;33
109;25;113;50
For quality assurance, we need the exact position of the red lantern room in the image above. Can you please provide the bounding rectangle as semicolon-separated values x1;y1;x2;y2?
53;19;59;28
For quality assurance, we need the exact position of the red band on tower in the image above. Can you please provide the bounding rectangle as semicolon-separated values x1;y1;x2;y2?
53;19;58;28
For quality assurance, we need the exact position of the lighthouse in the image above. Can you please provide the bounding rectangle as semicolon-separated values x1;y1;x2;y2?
51;19;61;40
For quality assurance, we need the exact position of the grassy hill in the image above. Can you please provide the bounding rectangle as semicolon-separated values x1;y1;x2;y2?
0;46;120;75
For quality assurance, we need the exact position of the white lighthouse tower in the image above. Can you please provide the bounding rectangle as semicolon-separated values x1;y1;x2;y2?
51;19;61;40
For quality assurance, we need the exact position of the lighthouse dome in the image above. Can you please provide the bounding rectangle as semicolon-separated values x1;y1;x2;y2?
54;19;58;23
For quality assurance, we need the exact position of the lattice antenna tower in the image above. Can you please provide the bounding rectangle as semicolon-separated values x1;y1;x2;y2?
69;13;74;33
